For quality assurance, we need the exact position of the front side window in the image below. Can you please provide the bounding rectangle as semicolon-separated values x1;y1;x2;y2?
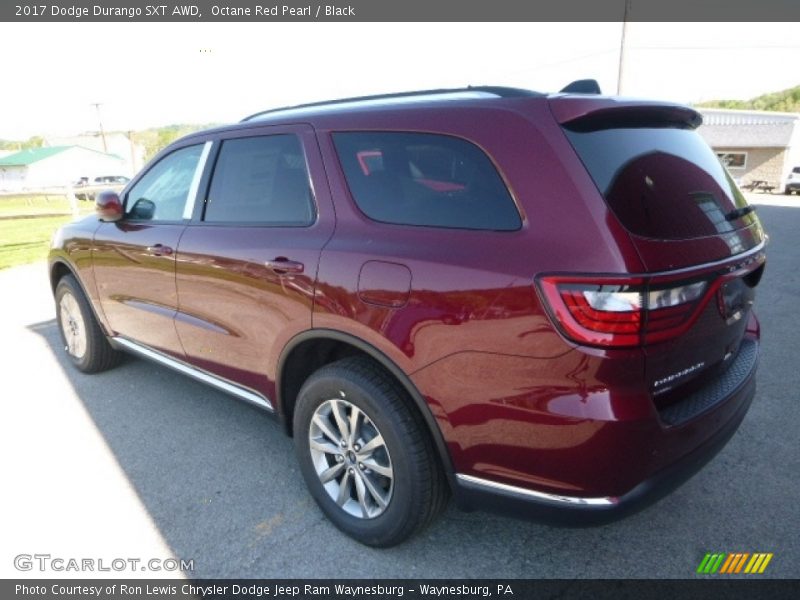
125;145;203;221
333;132;521;231
204;135;314;225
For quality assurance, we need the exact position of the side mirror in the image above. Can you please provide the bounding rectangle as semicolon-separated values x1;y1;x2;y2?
129;198;156;220
96;190;123;222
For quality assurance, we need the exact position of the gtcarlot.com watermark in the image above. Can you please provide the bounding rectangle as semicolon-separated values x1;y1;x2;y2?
14;554;194;573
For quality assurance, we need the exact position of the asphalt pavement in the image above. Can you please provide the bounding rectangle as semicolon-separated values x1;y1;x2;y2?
1;196;798;579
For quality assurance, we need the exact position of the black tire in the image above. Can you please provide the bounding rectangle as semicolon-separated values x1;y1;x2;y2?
55;274;121;373
293;356;448;547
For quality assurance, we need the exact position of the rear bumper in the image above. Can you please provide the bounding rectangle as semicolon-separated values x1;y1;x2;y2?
451;346;757;525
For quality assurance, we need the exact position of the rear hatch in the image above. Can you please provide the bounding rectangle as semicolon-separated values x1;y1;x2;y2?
549;96;766;416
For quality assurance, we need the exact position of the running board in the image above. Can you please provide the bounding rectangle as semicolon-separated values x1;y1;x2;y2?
111;337;274;411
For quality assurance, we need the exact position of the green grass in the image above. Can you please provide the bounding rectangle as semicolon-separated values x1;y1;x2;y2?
0;215;79;270
0;193;95;269
0;193;93;217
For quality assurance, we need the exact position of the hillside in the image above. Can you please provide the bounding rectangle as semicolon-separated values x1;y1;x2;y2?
0;123;220;159
134;123;220;160
696;85;800;113
0;137;44;151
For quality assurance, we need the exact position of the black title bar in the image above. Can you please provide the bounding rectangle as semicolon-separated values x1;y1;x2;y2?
4;579;800;600
3;0;800;22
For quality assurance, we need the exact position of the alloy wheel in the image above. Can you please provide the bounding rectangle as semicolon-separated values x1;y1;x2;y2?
308;398;394;519
59;292;87;359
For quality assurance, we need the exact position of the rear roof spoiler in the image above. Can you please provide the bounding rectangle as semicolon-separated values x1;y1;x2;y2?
559;79;602;94
550;98;703;131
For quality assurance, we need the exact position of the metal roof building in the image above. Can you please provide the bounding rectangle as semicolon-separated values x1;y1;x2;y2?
0;146;126;192
697;108;800;192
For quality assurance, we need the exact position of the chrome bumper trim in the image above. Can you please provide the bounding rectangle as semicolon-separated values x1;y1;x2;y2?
456;473;617;506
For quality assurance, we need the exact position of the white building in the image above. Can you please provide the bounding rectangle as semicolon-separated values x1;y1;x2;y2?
46;132;145;175
0;146;127;192
697;108;800;191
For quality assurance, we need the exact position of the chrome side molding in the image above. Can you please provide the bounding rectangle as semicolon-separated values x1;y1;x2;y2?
456;473;617;506
111;337;273;411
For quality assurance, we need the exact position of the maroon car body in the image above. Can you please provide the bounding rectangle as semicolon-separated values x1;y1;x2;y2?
49;87;765;540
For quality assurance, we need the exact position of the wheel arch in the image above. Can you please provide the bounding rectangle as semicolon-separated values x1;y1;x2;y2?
50;258;111;336
277;329;457;490
49;259;75;293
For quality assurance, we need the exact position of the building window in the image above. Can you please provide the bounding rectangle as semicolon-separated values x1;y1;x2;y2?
716;152;747;169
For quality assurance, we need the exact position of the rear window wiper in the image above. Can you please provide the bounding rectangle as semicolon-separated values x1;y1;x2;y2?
725;205;756;221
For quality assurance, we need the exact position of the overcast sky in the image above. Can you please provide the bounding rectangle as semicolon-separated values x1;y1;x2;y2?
0;21;798;139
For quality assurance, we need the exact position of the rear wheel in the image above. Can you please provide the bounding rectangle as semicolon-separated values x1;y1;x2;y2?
55;275;120;373
293;356;447;547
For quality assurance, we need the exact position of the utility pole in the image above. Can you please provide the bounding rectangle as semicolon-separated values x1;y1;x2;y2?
617;0;631;95
91;102;108;153
128;130;137;173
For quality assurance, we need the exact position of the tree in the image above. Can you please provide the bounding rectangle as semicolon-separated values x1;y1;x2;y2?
0;136;44;151
697;85;800;113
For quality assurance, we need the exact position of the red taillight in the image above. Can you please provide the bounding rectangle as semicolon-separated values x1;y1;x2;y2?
538;276;710;348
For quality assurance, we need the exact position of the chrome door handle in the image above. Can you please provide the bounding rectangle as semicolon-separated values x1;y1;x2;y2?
147;244;173;256
265;257;304;275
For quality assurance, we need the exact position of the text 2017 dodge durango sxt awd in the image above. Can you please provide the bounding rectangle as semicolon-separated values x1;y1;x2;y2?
49;84;766;546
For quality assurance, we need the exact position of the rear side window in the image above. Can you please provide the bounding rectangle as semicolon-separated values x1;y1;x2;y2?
333;132;521;231
564;127;756;240
204;135;314;225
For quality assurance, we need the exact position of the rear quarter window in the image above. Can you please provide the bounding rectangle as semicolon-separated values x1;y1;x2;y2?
332;132;521;231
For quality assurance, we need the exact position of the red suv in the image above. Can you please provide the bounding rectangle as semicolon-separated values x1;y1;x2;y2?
49;85;766;546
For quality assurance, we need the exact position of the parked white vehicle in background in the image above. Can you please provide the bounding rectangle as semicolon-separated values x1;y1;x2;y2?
73;175;130;200
785;167;800;195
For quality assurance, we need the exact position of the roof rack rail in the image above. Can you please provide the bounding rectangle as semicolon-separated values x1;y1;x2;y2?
241;86;544;122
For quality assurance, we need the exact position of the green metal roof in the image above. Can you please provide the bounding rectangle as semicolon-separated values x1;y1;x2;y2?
0;146;71;166
0;145;123;167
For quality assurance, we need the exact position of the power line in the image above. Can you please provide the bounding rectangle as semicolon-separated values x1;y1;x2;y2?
505;49;617;75
501;42;797;80
632;44;800;51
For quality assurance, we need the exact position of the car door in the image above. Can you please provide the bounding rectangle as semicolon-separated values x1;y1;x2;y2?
174;125;334;400
93;141;212;357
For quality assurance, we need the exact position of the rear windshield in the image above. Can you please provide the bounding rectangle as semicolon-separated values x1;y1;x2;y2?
564;127;756;240
333;132;521;231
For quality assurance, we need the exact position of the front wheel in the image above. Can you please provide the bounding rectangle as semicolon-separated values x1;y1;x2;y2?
55;274;120;373
293;356;447;547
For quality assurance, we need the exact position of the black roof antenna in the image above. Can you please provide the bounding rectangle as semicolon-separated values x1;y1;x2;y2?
559;79;602;94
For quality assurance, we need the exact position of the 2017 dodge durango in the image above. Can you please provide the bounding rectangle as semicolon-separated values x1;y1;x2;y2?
49;84;766;546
